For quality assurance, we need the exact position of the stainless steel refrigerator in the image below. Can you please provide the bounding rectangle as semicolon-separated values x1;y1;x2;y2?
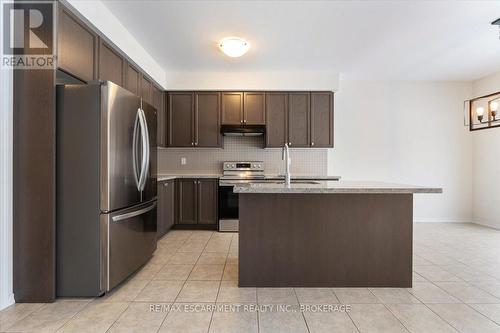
56;81;157;296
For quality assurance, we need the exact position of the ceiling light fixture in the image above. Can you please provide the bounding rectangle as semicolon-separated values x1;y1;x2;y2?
218;37;250;58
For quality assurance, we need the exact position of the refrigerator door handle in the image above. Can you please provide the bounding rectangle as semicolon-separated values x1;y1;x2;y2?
112;202;157;222
132;110;141;191
137;108;149;192
139;107;150;191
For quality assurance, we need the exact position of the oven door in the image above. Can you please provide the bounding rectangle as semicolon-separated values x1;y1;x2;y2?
218;184;239;232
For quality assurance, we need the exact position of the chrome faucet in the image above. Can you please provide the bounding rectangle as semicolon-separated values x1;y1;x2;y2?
282;143;291;186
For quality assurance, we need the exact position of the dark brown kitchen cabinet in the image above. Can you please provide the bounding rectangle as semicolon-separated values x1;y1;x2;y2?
222;92;243;125
168;92;221;148
57;6;98;82
98;39;125;86
168;92;194;147
311;92;334;147
177;179;198;225
265;93;288;147
288;92;310;147
157;179;175;238
244;92;266;125
125;62;140;96
152;86;165;147
141;75;152;104
197;179;218;225
176;178;217;226
195;92;221;147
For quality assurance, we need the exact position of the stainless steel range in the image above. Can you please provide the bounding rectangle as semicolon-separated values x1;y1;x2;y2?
218;161;265;232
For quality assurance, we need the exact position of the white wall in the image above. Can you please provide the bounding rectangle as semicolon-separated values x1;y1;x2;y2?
166;71;339;91
64;0;166;88
471;71;500;229
0;67;14;310
329;80;473;222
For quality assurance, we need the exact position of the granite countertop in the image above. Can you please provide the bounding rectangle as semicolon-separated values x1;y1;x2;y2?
233;180;443;194
157;174;222;181
157;174;340;182
263;175;341;181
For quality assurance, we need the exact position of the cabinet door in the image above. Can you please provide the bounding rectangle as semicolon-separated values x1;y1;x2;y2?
152;86;166;147
157;181;167;238
244;92;265;125
222;92;243;125
125;62;140;96
165;180;175;231
177;179;197;224
195;92;221;148
141;74;152;104
288;92;310;147
57;6;97;82
311;92;334;147
168;92;194;147
98;39;125;86
197;179;218;225
265;93;288;148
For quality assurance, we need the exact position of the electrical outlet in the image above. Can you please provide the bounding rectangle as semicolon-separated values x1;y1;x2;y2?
181;157;186;165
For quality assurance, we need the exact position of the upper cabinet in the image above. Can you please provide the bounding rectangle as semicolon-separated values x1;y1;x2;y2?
221;92;265;125
152;86;165;147
124;62;140;96
196;92;222;148
141;75;152;104
244;92;266;125
221;92;244;125
265;92;334;148
98;39;125;86
165;90;333;149
288;93;310;147
57;6;98;82
265;93;288;148
167;92;222;148
310;92;334;147
168;92;194;147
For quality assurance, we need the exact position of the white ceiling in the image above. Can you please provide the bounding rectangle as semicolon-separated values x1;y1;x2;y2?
101;0;500;81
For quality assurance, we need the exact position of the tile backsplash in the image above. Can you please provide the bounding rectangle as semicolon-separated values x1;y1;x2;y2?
158;136;328;175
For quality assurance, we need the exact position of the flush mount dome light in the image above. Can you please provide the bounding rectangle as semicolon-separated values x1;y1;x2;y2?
218;37;250;57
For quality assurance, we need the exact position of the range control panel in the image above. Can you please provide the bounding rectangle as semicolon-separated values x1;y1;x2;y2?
223;161;264;171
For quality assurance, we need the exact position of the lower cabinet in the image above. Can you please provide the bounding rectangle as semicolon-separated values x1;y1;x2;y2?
157;179;175;238
176;178;218;226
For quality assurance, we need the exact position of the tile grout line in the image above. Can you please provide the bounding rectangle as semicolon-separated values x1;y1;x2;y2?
365;288;410;333
153;231;194;333
330;289;361;333
205;231;228;333
292;288;310;333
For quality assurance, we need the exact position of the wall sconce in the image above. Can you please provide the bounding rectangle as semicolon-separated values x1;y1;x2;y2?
465;92;500;131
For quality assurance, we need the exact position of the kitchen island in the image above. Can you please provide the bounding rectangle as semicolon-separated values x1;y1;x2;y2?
234;181;442;288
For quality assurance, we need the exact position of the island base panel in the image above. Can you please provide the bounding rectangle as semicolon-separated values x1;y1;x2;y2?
239;193;413;287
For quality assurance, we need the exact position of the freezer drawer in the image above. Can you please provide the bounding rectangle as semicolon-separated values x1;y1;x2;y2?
101;200;157;291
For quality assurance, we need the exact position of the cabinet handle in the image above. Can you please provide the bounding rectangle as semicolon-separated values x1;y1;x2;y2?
289;142;291;146
164;183;169;187
311;142;314;146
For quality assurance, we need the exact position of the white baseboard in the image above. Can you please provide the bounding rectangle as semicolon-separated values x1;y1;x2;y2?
473;218;500;230
0;293;15;311
413;218;474;223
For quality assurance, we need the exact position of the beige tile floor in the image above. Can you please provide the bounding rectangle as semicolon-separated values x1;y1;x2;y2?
2;223;500;333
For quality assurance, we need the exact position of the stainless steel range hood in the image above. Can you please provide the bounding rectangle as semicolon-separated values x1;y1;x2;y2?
220;124;266;136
